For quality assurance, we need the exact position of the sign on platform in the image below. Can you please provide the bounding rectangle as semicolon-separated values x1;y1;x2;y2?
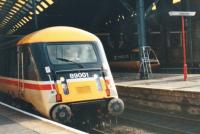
169;11;196;16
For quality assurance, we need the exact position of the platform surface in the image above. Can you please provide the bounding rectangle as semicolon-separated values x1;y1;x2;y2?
0;114;37;134
114;73;200;92
0;104;85;134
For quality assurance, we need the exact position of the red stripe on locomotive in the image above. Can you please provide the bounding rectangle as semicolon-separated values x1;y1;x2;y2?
0;77;54;90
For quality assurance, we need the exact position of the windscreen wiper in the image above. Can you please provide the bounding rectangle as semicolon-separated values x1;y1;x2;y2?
56;58;84;68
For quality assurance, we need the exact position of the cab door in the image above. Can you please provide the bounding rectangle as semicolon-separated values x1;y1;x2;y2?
17;47;25;98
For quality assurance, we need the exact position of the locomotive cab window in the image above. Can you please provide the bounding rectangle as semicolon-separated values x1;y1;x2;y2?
47;43;98;65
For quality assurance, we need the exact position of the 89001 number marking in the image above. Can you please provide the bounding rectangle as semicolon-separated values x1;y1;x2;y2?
69;72;89;79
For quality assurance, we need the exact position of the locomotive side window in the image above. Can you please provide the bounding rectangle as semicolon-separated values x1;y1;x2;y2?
47;43;98;65
8;47;17;77
0;47;17;77
22;47;38;80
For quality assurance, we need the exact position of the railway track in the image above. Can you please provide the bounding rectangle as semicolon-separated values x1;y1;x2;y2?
90;128;111;134
1;93;200;134
120;107;200;134
89;107;200;134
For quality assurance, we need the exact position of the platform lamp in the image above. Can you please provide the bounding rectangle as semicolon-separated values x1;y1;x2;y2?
169;11;196;81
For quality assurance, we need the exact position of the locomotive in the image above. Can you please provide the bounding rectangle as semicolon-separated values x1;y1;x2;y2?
0;26;124;124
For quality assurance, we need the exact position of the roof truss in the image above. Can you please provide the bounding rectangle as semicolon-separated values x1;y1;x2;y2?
0;0;55;34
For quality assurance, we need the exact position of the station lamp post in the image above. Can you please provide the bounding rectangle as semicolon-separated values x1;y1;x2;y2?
169;11;196;81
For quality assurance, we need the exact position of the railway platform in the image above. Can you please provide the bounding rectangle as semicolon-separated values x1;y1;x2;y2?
114;73;200;115
0;102;87;134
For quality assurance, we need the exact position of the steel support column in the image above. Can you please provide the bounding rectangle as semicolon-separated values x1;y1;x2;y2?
32;0;38;30
136;0;150;79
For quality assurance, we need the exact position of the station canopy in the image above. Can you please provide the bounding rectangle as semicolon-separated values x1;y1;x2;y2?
0;0;156;36
0;0;56;35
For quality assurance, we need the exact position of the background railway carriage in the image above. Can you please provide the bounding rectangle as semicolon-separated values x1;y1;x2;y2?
0;26;124;124
109;48;160;71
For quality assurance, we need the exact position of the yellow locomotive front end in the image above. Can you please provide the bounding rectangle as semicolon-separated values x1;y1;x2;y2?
16;26;124;124
47;41;124;124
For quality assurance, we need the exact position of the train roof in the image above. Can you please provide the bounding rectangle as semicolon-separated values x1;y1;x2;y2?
17;26;98;45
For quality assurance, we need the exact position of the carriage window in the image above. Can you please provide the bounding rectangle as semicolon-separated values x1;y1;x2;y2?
149;50;157;60
130;52;139;60
114;54;129;61
47;43;98;65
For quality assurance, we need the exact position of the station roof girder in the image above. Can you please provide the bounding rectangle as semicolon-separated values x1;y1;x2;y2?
0;0;175;36
0;0;54;34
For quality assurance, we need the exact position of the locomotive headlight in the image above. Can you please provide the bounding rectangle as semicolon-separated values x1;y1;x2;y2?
60;77;65;82
60;77;69;95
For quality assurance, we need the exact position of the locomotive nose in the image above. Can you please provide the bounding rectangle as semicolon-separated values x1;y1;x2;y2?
108;98;124;116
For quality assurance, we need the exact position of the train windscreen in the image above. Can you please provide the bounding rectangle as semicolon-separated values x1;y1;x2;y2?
47;43;98;65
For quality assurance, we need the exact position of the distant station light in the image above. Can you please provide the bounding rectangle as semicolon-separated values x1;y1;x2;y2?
19;21;24;26
13;6;20;11
173;0;181;4
122;15;125;20
18;0;26;5
17;23;22;28
36;10;40;15
152;3;156;11
46;0;54;5
0;2;5;5
28;16;32;20
41;1;48;8
15;3;23;8
23;16;29;21
37;5;44;12
29;11;33;15
9;12;14;15
21;18;26;24
11;9;17;13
